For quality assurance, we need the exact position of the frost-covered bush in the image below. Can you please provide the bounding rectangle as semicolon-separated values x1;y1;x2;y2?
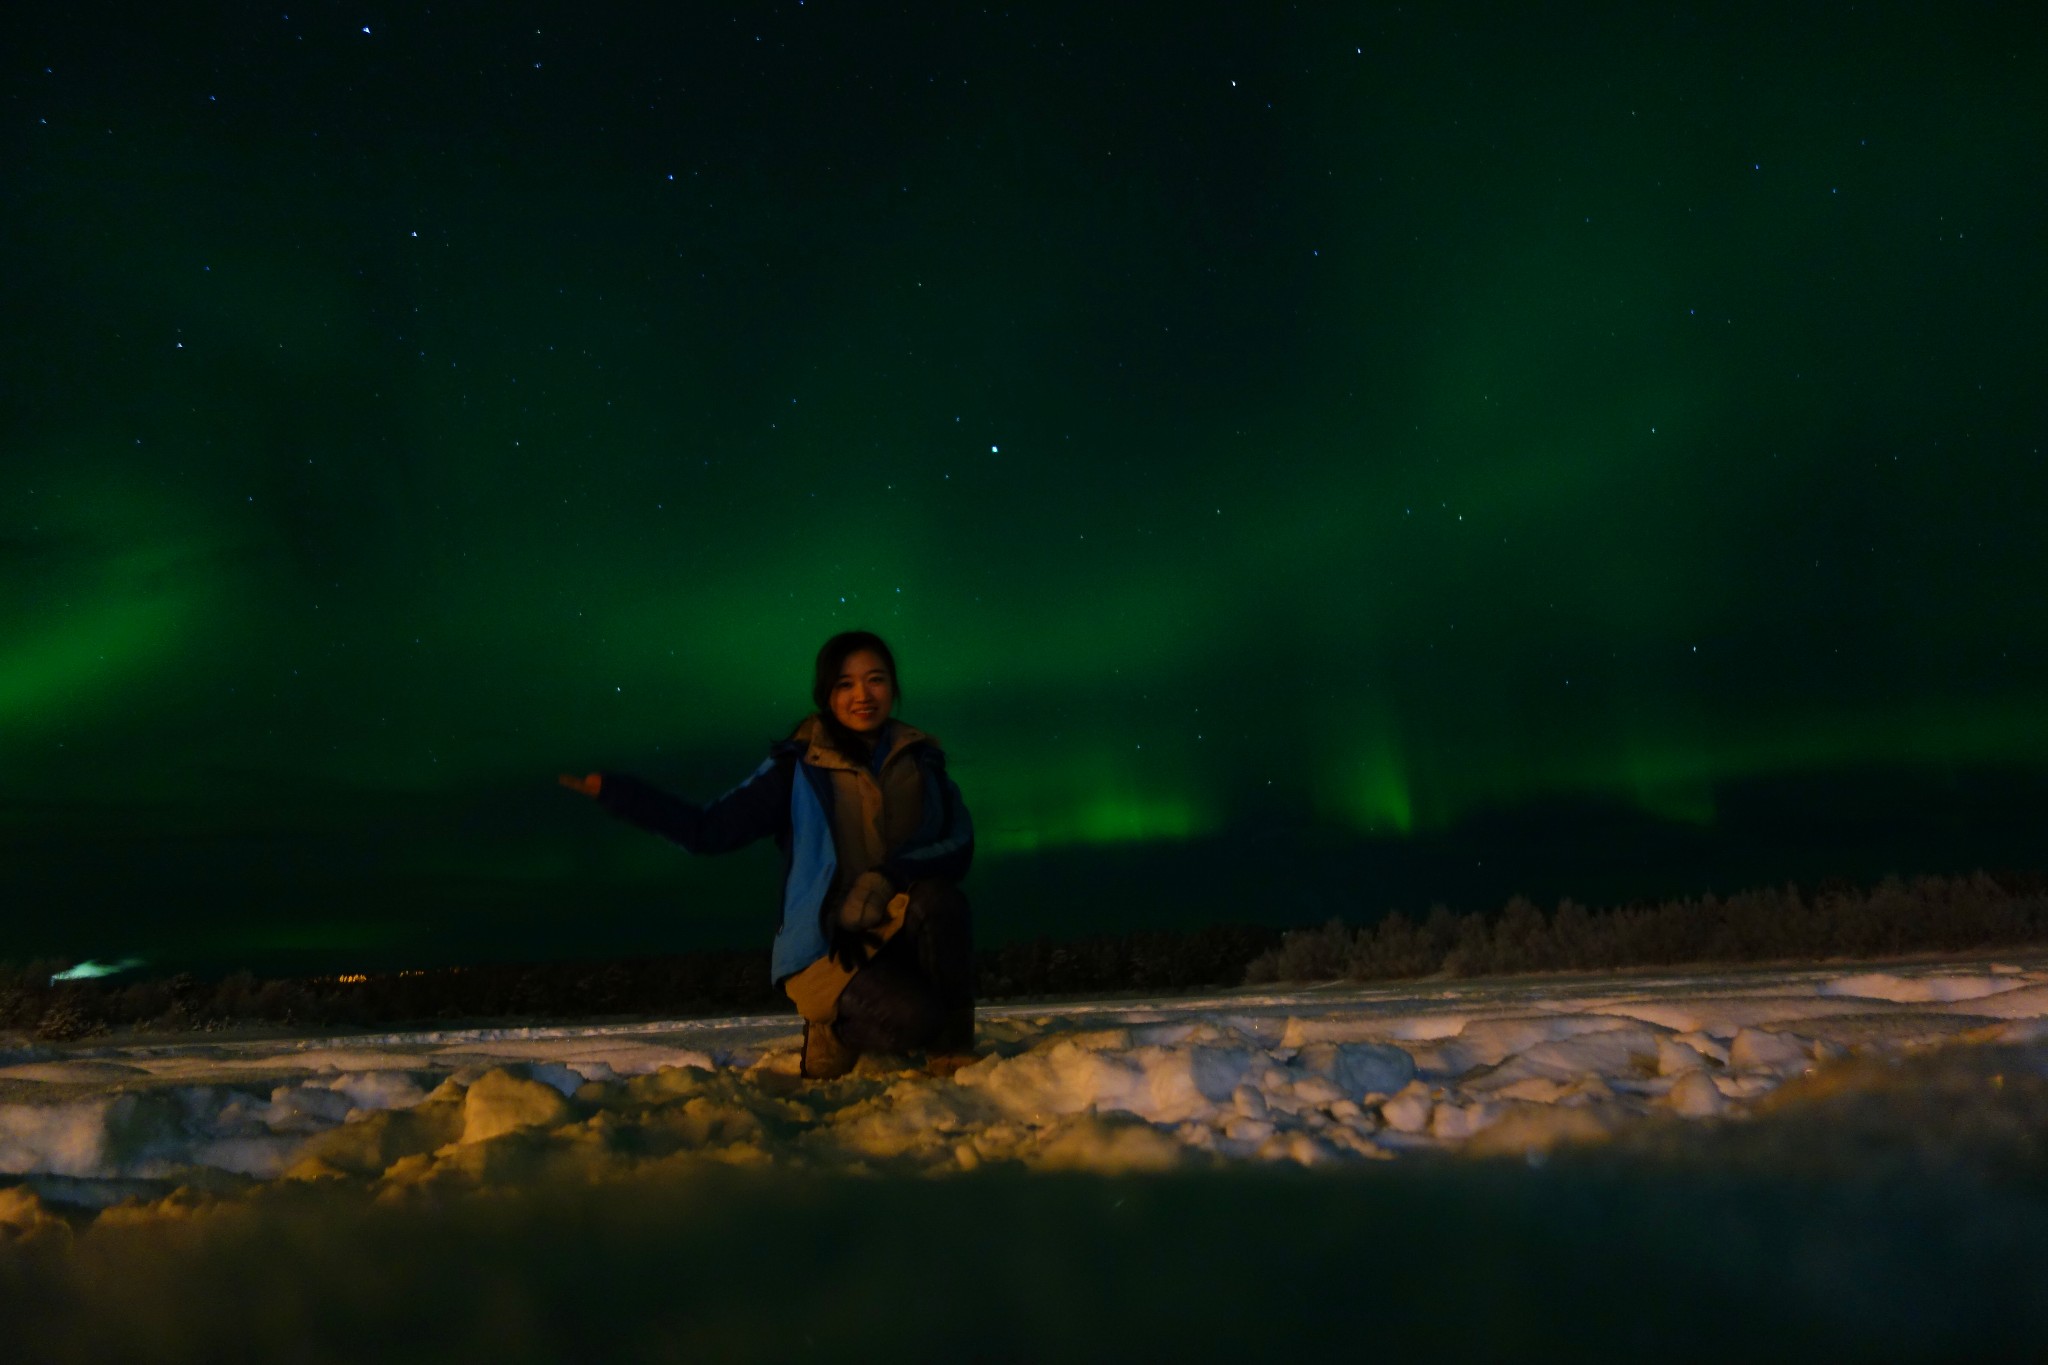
1242;920;1356;985
34;1000;107;1042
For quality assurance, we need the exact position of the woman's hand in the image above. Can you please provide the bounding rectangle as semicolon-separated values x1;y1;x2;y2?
558;772;603;797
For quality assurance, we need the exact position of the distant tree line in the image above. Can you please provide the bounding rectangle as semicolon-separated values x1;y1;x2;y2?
1244;870;2048;984
975;923;1280;1000
4;870;2044;1042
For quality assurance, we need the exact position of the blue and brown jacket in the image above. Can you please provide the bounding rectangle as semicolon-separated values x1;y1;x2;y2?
596;715;974;982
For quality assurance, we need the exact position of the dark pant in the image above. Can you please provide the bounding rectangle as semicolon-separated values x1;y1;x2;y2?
833;880;974;1054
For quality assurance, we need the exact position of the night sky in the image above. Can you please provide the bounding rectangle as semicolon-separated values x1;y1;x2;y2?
5;4;2045;975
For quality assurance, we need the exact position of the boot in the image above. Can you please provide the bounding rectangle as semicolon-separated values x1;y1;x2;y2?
930;1002;975;1056
801;1020;858;1080
924;1002;976;1076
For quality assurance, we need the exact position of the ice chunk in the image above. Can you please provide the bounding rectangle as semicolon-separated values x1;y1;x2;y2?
1656;1037;1713;1076
522;1063;586;1098
1727;1029;1811;1074
1460;1016;1640;1065
1213;1014;1290;1046
1222;1116;1275;1146
262;1084;354;1132
1187;1046;1262;1102
1291;1075;1345;1107
1126;1021;1200;1047
956;1040;1256;1126
1712;1072;1775;1100
1430;1100;1501;1141
1379;1081;1432;1134
457;1070;573;1145
0;1093;187;1179
1290;1042;1415;1098
1467;1025;1664;1095
832;1083;987;1160
289;1101;464;1179
1673;1030;1730;1064
1665;1070;1726;1118
321;1071;429;1112
1488;1077;1572;1104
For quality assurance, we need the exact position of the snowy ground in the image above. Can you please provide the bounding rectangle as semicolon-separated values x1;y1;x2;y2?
4;955;2047;1362
2;953;2045;1202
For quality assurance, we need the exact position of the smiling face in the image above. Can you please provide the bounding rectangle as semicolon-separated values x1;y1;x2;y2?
828;648;896;735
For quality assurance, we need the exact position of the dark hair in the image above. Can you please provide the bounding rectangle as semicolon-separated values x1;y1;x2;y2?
807;630;900;757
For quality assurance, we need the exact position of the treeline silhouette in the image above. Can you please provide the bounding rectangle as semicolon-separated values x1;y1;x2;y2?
6;870;2045;1042
1245;870;2048;984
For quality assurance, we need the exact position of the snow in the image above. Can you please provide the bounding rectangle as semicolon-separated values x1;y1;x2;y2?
456;1070;574;1145
1818;969;2029;1004
1;954;2045;1210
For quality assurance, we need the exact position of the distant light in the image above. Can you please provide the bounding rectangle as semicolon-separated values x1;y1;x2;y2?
51;957;145;984
990;444;998;453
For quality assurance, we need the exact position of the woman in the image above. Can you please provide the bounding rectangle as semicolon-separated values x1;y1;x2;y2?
560;631;975;1080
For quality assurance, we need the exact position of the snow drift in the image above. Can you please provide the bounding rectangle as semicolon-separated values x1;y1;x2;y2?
0;955;2042;1205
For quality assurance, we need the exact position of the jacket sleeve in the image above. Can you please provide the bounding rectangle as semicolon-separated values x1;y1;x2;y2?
879;759;974;888
596;753;792;855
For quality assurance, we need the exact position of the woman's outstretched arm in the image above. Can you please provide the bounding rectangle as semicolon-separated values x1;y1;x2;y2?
560;753;794;855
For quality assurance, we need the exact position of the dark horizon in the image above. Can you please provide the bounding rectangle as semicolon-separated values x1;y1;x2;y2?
14;760;2045;979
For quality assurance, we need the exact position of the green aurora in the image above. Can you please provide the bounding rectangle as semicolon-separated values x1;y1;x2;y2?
3;4;2044;970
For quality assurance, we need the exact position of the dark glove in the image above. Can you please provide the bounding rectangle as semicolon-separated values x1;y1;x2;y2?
828;924;885;973
589;771;650;813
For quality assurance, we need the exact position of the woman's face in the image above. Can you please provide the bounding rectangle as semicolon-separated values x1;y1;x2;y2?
829;649;896;734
